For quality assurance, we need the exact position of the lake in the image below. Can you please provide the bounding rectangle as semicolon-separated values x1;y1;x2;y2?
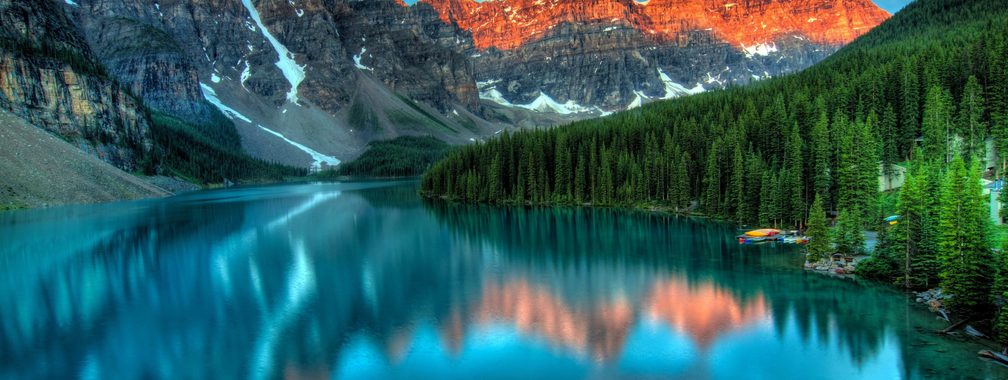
0;180;1005;379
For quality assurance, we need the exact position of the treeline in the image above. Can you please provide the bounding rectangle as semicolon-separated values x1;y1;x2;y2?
321;135;449;178
855;154;1007;344
421;0;1008;344
0;36;108;79
148;109;307;184
423;0;1007;226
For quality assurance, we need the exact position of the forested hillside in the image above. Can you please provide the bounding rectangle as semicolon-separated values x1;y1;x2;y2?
421;0;1008;346
423;0;1007;226
320;136;449;178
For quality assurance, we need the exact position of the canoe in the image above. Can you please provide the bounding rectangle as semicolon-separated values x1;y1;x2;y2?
744;228;781;237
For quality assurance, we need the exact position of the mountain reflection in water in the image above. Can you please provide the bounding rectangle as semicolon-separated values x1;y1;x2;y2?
0;181;1005;379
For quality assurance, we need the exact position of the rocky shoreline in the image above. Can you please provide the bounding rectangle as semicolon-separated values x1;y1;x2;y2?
804;254;867;278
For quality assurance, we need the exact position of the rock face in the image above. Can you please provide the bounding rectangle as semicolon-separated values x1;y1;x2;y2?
422;0;889;51
0;0;152;171
0;0;888;170
61;0;492;166
69;0;478;115
75;15;213;125
422;0;890;110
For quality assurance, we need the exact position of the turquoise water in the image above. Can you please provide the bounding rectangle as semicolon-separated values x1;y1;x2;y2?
0;180;1004;379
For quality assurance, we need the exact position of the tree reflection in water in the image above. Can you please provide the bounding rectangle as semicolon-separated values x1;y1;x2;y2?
0;182;1004;379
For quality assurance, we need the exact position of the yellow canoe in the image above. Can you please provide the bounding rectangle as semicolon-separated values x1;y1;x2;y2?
744;229;781;237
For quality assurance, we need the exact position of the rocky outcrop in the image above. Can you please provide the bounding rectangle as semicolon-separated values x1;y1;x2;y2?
62;0;489;167
5;0;889;170
422;0;890;110
70;0;479;115
422;0;889;51
0;0;152;171
75;15;212;125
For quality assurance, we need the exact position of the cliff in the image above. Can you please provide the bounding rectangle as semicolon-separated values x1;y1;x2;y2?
0;0;153;171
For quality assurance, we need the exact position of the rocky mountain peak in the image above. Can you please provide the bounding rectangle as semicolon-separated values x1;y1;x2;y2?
420;0;890;51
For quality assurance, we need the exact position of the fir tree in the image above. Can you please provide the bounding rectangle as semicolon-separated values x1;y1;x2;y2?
785;123;806;227
811;109;832;209
938;157;993;316
806;194;831;263
834;208;865;255
992;249;1008;349
922;85;954;163
958;75;987;161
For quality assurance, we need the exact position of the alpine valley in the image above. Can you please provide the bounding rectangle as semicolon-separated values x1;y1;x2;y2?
0;0;887;206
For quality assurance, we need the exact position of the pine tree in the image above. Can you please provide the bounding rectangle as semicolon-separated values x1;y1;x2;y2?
744;153;765;224
784;123;805;227
958;75;987;161
834;208;865;255
891;159;941;289
881;104;899;179
554;136;571;202
703;140;723;215
811;109;832;209
729;143;746;223
672;152;689;210
806;194;831;263
992;249;1008;348
922;85;954;163
901;59;920;158
938;157;993;316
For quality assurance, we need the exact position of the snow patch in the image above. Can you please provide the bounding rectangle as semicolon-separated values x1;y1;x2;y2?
741;42;778;58
242;0;306;104
64;0;78;6
594;106;613;117
519;93;594;115
201;83;252;123
240;61;251;90
657;68;705;99
627;91;645;110
255;125;340;170
211;73;221;83
202;82;339;170
477;81;592;115
353;47;374;71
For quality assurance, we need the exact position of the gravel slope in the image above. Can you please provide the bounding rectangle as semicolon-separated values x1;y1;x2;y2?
0;111;170;209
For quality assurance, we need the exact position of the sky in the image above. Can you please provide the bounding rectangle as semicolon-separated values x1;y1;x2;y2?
402;0;914;14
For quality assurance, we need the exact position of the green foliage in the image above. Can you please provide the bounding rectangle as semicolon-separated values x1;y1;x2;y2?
148;110;306;184
833;209;865;255
0;202;25;212
857;228;901;281
0;36;107;79
891;159;942;289
993;250;1008;346
958;76;987;160
921;85;954;163
937;157;993;316
324;136;450;178
805;194;830;263
422;0;1008;228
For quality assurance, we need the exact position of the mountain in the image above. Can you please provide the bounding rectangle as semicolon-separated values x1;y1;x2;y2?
420;0;1008;222
0;0;153;172
423;0;890;112
1;0;887;186
63;0;503;169
72;0;885;166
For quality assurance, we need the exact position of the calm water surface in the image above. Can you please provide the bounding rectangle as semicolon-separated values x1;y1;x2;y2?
0;181;1005;379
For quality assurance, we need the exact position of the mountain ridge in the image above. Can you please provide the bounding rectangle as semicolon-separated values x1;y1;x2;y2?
420;0;890;51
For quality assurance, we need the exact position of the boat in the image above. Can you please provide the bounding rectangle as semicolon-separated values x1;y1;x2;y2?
744;228;782;237
738;236;770;244
737;228;808;245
